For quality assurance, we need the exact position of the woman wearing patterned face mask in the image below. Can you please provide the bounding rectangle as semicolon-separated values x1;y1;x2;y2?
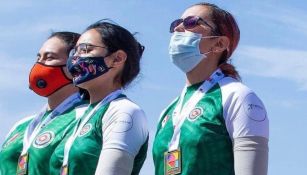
0;32;88;175
55;20;149;175
153;2;269;175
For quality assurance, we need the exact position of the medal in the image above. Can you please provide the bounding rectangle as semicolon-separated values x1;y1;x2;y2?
60;165;68;175
164;149;181;175
16;153;29;175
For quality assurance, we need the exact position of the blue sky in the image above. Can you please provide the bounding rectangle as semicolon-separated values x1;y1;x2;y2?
0;0;306;174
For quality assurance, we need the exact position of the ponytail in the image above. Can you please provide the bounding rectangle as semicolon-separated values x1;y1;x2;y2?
219;63;241;81
193;3;241;81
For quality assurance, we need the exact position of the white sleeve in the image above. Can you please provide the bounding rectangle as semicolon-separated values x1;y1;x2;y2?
101;98;149;156
220;78;269;175
220;78;269;139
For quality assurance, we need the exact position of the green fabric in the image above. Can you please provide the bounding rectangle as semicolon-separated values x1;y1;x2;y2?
57;95;147;175
27;106;79;175
66;102;108;175
0;117;34;175
0;100;86;175
153;84;234;175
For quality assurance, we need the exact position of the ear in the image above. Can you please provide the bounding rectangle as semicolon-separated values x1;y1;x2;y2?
111;50;127;67
212;36;230;53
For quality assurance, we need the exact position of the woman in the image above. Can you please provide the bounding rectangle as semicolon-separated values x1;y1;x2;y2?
153;3;269;175
57;20;149;175
0;32;87;175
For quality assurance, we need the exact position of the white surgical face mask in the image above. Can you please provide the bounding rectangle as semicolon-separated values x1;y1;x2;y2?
169;31;218;73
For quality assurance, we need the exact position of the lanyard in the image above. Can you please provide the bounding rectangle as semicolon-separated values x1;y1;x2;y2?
62;89;123;167
21;92;81;155
168;69;224;151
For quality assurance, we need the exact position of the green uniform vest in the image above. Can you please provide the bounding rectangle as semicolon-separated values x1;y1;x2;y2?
0;101;84;175
153;83;234;175
56;97;147;175
0;117;34;175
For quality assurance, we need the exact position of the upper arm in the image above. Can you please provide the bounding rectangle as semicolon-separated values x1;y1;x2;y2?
220;79;269;175
221;80;269;139
101;99;149;157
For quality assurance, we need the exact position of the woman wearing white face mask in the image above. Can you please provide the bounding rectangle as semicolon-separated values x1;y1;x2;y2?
153;2;269;175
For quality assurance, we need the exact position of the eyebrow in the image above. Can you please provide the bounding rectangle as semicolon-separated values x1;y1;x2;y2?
37;52;60;58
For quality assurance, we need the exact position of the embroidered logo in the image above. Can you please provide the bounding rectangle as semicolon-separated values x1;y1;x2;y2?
33;131;55;148
3;133;20;148
78;123;92;137
188;107;203;121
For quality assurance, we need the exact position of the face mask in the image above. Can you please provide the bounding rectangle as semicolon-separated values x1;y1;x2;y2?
29;62;72;97
169;31;217;73
67;56;111;85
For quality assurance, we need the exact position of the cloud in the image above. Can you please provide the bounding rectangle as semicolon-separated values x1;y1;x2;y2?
236;45;307;90
248;3;307;36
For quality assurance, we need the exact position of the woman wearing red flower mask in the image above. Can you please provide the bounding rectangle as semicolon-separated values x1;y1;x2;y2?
0;32;88;175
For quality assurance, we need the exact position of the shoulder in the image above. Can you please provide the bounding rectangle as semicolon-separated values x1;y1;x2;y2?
218;77;265;111
218;77;269;139
106;97;146;118
218;77;254;101
101;97;149;156
5;115;35;139
103;97;148;133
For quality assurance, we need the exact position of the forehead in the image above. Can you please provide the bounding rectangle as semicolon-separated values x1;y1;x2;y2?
77;29;104;45
39;37;67;54
181;5;211;20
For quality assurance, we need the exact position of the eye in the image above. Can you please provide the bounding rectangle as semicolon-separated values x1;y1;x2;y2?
79;47;87;54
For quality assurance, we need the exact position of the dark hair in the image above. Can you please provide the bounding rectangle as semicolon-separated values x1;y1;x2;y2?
48;31;81;56
48;31;89;99
86;20;145;87
192;3;241;80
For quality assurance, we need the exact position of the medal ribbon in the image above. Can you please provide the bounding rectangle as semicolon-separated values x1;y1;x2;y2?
21;92;81;155
62;89;123;169
168;69;224;151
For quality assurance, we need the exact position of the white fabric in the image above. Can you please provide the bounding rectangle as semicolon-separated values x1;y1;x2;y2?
219;77;269;139
95;149;134;175
169;69;224;151
101;97;149;157
233;136;269;175
62;90;122;167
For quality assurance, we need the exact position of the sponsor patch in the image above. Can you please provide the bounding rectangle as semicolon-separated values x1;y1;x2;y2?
188;107;203;121
111;114;133;133
78;123;92;137
33;131;54;148
243;93;267;122
3;133;20;148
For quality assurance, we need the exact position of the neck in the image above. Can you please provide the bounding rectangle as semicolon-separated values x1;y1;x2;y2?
186;62;218;86
88;83;121;104
47;84;79;110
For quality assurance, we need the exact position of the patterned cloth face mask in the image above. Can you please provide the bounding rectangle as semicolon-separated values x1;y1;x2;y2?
66;55;111;85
